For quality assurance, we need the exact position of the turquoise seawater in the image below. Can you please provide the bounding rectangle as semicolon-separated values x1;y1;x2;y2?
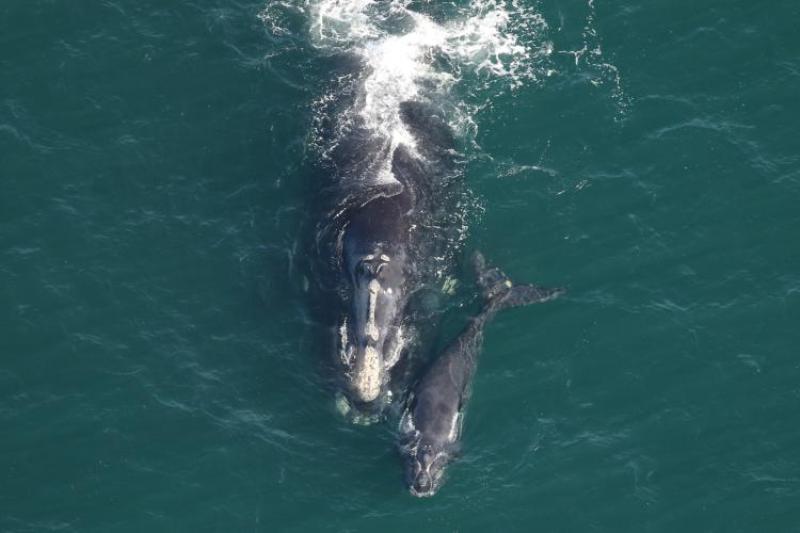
2;1;799;531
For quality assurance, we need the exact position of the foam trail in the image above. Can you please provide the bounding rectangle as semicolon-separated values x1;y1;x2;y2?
296;0;552;182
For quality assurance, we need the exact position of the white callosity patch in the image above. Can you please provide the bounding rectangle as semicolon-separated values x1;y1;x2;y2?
365;278;381;341
354;344;382;402
302;0;552;182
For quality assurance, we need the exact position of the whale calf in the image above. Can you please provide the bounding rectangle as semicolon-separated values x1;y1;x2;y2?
398;252;564;496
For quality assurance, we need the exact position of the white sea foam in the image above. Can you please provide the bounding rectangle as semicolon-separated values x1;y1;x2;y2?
298;0;552;181
558;0;629;119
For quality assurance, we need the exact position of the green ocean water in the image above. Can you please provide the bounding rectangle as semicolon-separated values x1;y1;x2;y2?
2;1;799;531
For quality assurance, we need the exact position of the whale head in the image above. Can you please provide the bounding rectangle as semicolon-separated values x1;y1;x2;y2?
398;395;461;497
339;248;407;404
403;439;451;497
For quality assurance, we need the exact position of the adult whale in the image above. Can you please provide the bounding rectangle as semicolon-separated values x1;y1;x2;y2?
398;252;564;496
320;101;459;415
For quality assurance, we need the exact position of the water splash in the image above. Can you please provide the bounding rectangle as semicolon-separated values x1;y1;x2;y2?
294;0;552;181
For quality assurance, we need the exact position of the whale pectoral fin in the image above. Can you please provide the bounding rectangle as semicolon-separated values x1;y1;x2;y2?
499;284;566;309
